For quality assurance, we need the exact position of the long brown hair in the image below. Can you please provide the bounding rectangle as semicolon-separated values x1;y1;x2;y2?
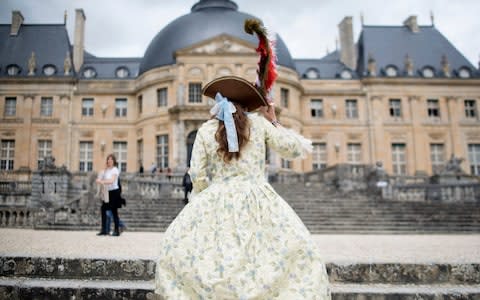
215;102;250;163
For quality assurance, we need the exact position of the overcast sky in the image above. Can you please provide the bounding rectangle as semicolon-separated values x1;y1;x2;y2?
1;0;479;66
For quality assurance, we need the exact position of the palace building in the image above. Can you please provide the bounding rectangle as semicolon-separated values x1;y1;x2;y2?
1;0;479;176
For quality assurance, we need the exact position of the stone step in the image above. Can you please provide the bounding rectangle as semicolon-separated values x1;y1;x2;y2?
1;278;479;300
1;257;478;285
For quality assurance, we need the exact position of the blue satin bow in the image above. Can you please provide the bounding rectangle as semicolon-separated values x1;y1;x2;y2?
210;93;239;152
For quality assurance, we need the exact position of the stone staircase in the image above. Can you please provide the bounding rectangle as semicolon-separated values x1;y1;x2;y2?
1;256;479;299
29;181;480;234
272;182;480;233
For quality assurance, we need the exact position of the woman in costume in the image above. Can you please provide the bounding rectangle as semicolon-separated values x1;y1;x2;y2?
153;19;330;299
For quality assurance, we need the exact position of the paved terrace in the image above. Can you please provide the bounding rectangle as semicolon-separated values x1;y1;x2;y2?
1;229;479;264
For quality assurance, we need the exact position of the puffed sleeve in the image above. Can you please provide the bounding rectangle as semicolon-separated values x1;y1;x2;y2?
189;129;209;193
260;116;312;159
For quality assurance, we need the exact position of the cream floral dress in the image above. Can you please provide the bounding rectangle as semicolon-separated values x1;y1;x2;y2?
154;113;330;299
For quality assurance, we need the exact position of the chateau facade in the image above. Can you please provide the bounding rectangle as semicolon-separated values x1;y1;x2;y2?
1;0;479;176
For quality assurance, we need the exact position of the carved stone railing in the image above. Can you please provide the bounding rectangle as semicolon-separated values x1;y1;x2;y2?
121;174;183;199
384;183;480;203
0;207;35;228
0;169;32;194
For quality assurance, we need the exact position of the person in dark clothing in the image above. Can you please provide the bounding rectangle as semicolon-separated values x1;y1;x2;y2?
182;168;193;204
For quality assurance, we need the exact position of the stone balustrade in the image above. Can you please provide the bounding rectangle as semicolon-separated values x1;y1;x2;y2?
384;183;480;203
0;207;34;227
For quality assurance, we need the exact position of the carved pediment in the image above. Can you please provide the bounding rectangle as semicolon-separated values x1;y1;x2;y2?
428;132;445;141
465;131;480;140
113;131;127;139
347;133;363;141
177;34;256;56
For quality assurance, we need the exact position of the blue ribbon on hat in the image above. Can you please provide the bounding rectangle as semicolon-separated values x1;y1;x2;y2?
210;92;239;152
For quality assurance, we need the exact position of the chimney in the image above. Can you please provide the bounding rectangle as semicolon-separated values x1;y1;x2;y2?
10;10;24;36
403;15;419;33
338;16;356;70
73;9;86;72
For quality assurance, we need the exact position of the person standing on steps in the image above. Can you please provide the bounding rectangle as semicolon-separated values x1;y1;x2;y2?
181;167;193;204
96;154;123;237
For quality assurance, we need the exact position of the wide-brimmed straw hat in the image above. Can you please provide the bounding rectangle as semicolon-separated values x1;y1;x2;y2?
202;76;269;112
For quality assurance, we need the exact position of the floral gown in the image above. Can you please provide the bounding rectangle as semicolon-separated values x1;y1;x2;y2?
154;113;330;299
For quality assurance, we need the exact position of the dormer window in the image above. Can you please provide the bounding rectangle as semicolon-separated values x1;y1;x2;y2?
421;67;435;78
43;65;56;76
385;65;398;77
340;69;352;79
83;67;97;78
305;68;319;79
458;67;471;79
115;66;130;78
6;64;20;76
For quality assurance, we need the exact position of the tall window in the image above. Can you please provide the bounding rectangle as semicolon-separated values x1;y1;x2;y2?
113;141;128;172
157;88;168;107
40;97;53;116
79;141;93;172
389;99;402;117
391;143;407;175
82;98;94;116
312;143;327;169
37;140;52;169
427;99;440;118
345;99;358;118
468;144;480;175
0;140;15;170
464;100;477;119
310;99;323;118
4;97;16;116
280;88;289;108
188;83;202;103
156;135;169;168
347;143;362;164
281;158;292;169
115;98;128;117
430;144;445;174
137;139;143;171
137;95;143;114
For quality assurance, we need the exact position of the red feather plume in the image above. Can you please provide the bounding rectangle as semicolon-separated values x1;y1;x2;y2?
244;19;278;101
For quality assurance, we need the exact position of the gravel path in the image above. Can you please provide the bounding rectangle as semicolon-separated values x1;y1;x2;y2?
1;229;479;263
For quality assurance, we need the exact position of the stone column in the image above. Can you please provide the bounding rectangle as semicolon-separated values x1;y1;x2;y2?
23;94;35;169
370;95;384;165
408;95;424;174
175;120;186;169
446;96;461;157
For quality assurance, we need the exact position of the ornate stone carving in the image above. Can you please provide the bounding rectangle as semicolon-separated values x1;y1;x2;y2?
33;117;59;124
186;36;253;55
439;154;464;175
367;53;376;76
80;131;94;138
64;51;72;75
113;131;127;139
81;259;92;274
441;54;450;77
121;260;145;276
404;54;414;76
28;52;36;76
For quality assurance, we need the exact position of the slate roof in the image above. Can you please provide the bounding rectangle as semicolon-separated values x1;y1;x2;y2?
295;24;478;80
295;50;359;79
0;24;73;78
139;0;295;74
356;25;477;78
80;57;141;79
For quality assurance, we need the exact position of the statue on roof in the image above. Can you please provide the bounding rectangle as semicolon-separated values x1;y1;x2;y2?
28;52;36;76
64;51;72;75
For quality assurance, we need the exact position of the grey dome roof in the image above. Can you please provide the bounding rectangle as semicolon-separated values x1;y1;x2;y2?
139;0;295;74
